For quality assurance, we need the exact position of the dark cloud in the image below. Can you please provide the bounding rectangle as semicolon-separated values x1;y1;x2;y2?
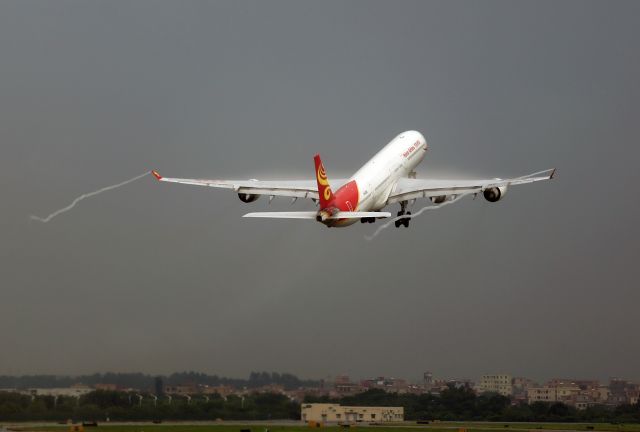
1;0;639;383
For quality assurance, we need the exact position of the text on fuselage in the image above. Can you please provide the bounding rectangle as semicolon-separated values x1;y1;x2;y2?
402;140;421;158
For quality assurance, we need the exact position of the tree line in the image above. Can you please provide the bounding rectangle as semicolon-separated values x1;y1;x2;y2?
0;390;298;422
1;387;639;422
308;387;640;423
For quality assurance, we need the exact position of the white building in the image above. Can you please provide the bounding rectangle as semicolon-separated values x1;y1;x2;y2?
478;374;513;397
22;387;93;397
301;403;403;423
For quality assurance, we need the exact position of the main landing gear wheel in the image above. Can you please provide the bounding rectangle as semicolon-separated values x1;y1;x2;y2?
360;217;376;224
394;211;411;228
404;211;411;228
395;203;411;228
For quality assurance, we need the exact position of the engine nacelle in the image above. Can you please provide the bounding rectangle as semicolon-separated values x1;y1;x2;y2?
483;186;508;202
238;193;259;203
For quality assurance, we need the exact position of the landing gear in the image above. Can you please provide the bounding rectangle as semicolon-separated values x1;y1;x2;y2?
394;201;411;228
360;217;376;224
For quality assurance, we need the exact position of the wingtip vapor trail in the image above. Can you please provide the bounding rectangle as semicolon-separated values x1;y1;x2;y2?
30;171;150;223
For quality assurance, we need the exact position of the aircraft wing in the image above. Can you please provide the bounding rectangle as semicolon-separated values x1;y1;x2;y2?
387;168;555;204
151;170;347;200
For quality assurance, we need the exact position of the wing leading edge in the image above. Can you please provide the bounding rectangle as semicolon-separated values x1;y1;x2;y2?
151;170;348;201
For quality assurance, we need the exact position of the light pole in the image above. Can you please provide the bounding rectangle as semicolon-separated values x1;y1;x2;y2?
136;394;143;407
166;394;172;405
185;395;191;404
150;395;158;407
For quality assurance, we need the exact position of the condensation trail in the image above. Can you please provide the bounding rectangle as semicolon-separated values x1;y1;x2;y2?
365;192;472;241
30;172;150;223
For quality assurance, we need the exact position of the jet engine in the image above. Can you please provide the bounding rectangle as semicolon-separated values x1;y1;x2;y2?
238;193;259;203
483;186;508;202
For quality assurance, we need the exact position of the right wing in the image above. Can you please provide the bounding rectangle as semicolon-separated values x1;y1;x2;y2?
151;170;346;201
387;168;555;204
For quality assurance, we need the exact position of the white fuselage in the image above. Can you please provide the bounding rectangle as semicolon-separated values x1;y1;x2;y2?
326;131;427;227
354;130;427;211
354;131;427;210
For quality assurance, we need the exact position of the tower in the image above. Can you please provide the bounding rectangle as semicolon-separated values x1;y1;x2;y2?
423;372;433;390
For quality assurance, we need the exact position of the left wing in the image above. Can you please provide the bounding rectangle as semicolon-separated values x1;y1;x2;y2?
387;168;555;204
151;170;347;200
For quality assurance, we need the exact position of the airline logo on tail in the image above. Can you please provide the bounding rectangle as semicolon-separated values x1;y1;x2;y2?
314;154;334;208
317;166;331;199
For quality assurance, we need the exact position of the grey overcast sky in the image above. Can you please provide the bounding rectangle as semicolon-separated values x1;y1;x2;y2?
1;0;639;384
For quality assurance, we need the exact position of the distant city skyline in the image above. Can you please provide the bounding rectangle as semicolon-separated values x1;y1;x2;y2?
2;370;638;410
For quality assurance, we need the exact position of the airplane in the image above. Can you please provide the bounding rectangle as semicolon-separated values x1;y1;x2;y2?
151;130;555;228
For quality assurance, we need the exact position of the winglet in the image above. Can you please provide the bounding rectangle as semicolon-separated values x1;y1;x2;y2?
151;170;162;180
550;168;557;179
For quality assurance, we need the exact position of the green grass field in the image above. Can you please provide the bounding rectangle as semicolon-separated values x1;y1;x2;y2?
430;423;640;432
431;423;640;432
10;422;640;432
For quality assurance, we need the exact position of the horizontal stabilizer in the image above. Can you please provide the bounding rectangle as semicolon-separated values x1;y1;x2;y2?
242;211;391;220
243;212;318;219
328;212;391;219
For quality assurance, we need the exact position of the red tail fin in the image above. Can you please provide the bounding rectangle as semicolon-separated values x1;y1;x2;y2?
314;154;334;209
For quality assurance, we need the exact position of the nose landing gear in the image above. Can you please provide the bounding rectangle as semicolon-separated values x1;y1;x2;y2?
394;201;411;228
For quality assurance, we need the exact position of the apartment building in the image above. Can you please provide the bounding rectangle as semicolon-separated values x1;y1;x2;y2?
478;374;513;397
